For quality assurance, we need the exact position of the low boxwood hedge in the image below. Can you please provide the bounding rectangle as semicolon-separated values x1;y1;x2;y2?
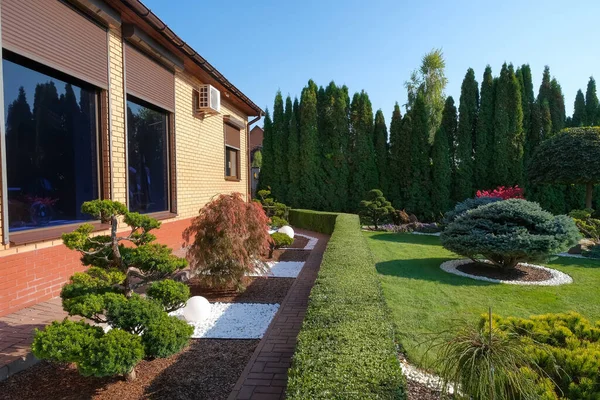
286;212;406;399
288;209;338;235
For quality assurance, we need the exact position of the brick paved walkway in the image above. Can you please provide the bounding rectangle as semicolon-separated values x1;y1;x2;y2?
0;297;67;380
228;229;329;400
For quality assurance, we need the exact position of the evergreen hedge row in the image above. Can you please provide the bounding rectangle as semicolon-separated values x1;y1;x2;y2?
286;212;406;399
288;209;338;235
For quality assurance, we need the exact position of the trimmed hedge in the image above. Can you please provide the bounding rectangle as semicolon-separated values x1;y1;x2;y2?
289;209;338;235
286;213;406;399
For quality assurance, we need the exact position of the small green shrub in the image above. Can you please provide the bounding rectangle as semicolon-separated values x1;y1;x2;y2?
147;280;190;313
78;329;145;377
141;315;194;358
286;213;406;399
271;232;294;248
288;209;338;234
583;244;600;259
391;209;410;225
569;208;600;241
270;216;289;228
32;320;104;363
441;199;580;270
442;196;501;227
359;189;394;229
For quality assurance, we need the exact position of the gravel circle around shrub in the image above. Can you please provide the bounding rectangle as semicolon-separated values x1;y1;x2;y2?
171;302;279;339
411;231;441;236
440;259;573;286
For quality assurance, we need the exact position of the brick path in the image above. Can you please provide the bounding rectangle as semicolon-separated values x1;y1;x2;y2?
0;297;67;380
229;229;329;400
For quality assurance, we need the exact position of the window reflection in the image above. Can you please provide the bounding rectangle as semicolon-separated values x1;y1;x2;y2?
127;99;169;214
3;56;99;232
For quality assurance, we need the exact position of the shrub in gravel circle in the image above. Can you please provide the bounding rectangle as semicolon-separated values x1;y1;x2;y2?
441;199;580;271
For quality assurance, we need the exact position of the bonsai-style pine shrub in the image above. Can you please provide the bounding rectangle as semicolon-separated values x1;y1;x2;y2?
32;200;192;380
269;232;294;258
359;189;394;230
442;196;501;227
441;199;580;270
255;189;290;227
568;209;600;242
184;192;271;290
528;127;600;209
476;185;524;200
269;216;288;229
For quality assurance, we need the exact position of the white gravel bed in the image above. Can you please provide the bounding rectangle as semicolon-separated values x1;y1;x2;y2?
441;259;573;286
171;302;279;339
249;261;305;278
411;231;441;236
399;356;455;394
282;233;318;250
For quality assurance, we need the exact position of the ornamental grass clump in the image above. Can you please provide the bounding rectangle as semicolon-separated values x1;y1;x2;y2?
183;192;271;290
440;199;580;271
32;200;193;380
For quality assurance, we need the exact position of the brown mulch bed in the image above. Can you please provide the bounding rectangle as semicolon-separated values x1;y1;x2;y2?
0;339;258;400
287;235;309;249
267;248;310;262
457;262;552;282
188;276;295;304
407;379;447;399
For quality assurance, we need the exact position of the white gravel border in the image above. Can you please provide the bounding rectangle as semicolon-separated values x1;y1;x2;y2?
249;261;305;278
557;252;587;259
440;259;573;286
171;302;279;339
399;356;455;394
411;231;441;236
281;233;317;250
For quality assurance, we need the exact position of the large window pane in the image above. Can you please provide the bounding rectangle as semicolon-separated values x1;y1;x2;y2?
127;98;169;214
3;57;99;232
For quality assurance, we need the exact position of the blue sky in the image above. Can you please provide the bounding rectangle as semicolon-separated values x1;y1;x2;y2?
144;0;599;124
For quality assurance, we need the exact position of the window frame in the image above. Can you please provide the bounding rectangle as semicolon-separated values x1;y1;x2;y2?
225;145;241;181
125;94;174;216
1;51;106;245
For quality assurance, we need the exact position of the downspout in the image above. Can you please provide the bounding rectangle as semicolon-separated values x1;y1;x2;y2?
0;6;9;245
247;113;263;200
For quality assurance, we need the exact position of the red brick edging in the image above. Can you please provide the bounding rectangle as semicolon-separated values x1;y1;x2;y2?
228;229;329;400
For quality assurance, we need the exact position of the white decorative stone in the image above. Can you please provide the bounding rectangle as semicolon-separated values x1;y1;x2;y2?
277;225;295;239
182;296;211;322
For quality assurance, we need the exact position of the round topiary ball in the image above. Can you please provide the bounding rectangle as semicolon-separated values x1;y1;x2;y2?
440;199;580;270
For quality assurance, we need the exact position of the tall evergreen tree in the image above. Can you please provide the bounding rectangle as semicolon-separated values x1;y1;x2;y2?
550;78;566;133
517;65;534;138
454;68;479;201
271;91;285;200
406;93;432;219
257;109;274;192
280;96;293;201
348;91;378;211
474;66;494;190
585;77;599;125
431;99;453;218
492;63;524;186
398;114;413;207
373;109;389;193
320;82;350;212
387;103;403;208
297;80;322;209
572;89;587;127
441;96;458;195
286;99;301;207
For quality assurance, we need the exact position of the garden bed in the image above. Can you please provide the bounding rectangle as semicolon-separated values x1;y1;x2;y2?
456;262;552;282
189;276;294;303
269;248;310;262
0;339;258;400
285;235;309;249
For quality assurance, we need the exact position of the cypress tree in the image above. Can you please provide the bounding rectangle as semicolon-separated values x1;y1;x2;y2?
517;65;534;137
373;109;389;193
320;82;350;212
550;78;566;133
431;100;453;218
286;98;301;207
257;109;273;192
387;103;403;208
398;114;413;207
271;91;285;200
297;80;322;209
348;91;378;211
443;96;458;179
572;89;587;127
280;96;293;202
474;66;494;190
454;68;479;201
585;77;599;125
406;93;431;219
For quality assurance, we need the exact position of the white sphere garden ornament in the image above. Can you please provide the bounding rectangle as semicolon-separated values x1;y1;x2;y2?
278;225;295;239
182;296;211;322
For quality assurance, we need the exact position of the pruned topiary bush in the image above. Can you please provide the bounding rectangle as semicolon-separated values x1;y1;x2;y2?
440;199;580;270
359;189;394;229
32;200;192;380
255;189;290;227
268;232;294;258
183;192;271;290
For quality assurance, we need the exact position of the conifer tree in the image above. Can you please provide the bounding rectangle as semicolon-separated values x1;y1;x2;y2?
320;82;350;212
431;100;453;218
373;109;389;193
398;114;413;207
387;103;403;208
257;109;273;192
271;91;285;200
572;89;587;127
492;63;524;186
348;91;378;211
406;93;431;219
455;68;479;201
442;96;458;176
517;65;534;137
280;96;293;201
297;80;322;209
475;66;494;190
585;77;599;125
550;78;566;133
286;98;301;207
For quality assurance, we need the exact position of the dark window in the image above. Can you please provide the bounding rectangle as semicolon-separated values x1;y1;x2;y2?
225;146;239;179
2;54;99;232
127;97;169;214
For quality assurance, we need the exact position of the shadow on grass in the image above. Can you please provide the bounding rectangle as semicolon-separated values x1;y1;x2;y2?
551;255;600;268
367;232;441;245
376;258;495;287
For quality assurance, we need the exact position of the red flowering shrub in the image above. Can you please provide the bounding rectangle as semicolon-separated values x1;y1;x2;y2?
476;185;524;200
183;193;271;290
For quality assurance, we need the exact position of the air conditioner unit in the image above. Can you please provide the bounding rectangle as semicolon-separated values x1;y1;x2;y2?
196;84;220;114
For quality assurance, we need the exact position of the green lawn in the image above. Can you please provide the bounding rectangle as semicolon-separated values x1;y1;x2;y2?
364;232;600;369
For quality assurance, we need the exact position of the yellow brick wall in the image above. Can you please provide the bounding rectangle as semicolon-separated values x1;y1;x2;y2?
174;72;248;219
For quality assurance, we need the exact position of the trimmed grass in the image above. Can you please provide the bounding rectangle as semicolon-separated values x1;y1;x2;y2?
364;232;600;369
